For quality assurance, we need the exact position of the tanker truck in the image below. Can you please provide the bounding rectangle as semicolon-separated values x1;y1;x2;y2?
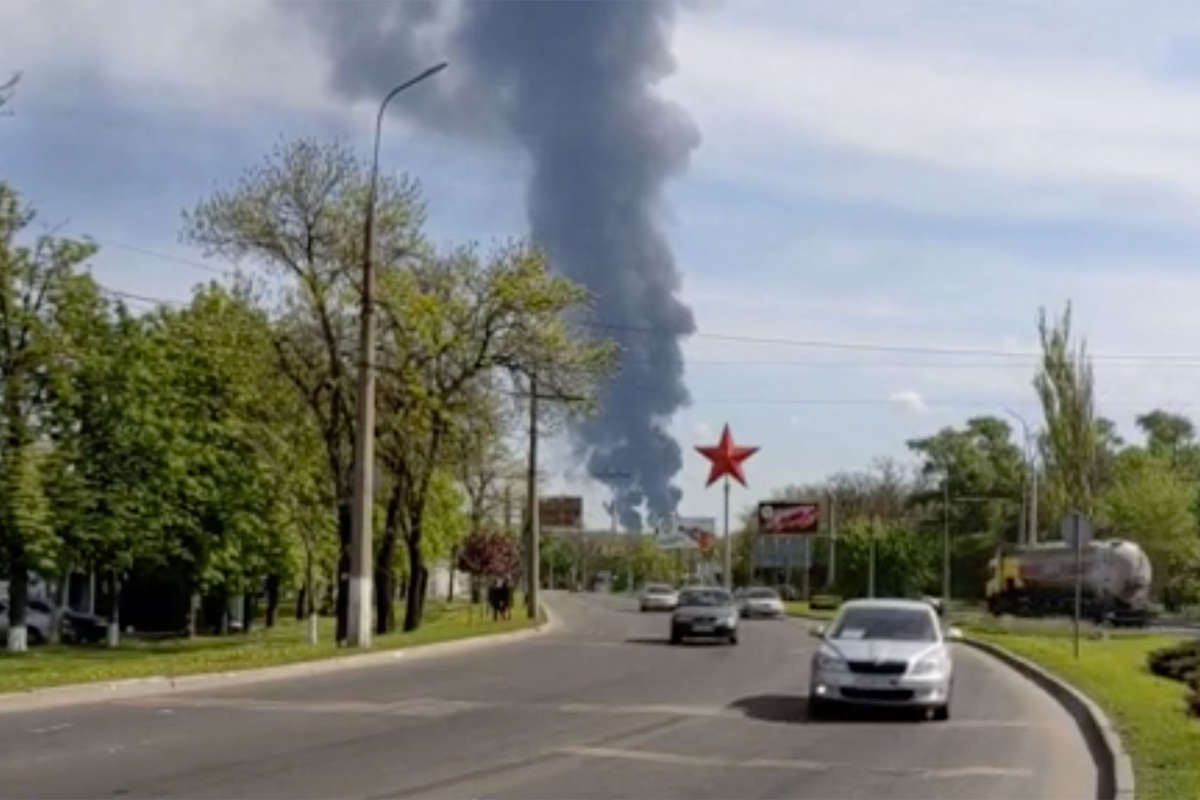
985;538;1153;626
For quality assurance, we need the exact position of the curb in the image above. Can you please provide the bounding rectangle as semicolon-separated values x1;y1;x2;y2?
0;602;560;716
964;637;1134;800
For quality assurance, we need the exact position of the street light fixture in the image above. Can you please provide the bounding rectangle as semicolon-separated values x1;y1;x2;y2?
348;61;448;648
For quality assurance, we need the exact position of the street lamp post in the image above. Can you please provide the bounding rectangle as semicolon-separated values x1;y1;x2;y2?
1005;408;1039;545
348;61;447;648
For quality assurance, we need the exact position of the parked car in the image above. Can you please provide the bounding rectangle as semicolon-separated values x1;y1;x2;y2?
808;598;963;721
739;587;785;618
62;608;108;644
640;583;679;612
670;586;739;645
0;597;54;644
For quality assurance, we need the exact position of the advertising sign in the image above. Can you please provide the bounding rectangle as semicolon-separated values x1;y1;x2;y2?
753;536;808;568
757;502;820;534
539;496;583;529
676;517;717;552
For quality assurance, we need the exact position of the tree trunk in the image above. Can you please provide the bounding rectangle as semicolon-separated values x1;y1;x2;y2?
48;564;71;645
335;499;352;644
447;546;458;602
6;549;28;652
187;591;200;638
295;586;306;622
403;536;424;632
242;592;253;634
375;489;401;635
106;571;121;648
265;574;280;628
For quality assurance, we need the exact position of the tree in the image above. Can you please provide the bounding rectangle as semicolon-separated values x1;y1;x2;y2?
1100;449;1200;607
0;72;18;115
831;519;937;599
1034;303;1100;522
374;244;613;631
457;531;520;584
183;138;426;643
0;182;95;651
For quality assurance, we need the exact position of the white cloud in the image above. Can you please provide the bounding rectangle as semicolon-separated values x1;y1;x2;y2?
889;389;930;415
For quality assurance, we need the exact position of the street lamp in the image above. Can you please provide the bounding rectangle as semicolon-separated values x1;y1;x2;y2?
348;61;448;648
1005;407;1039;545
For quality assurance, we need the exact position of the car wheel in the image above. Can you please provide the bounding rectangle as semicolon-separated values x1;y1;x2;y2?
26;626;44;646
931;704;950;721
807;697;828;719
670;627;682;645
728;631;738;645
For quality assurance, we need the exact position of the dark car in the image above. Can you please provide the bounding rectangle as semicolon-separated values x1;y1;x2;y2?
62;608;108;644
670;587;739;645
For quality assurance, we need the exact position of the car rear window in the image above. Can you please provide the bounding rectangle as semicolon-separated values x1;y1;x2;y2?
830;607;937;642
678;589;731;607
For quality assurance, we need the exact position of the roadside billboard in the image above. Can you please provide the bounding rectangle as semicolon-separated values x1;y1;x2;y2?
676;517;717;552
757;501;820;534
539;496;583;529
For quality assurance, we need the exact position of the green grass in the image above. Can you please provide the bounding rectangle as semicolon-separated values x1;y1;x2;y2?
0;600;537;694
784;601;837;621
973;630;1200;800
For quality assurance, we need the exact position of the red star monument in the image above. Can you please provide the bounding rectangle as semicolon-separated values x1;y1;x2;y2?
695;424;759;487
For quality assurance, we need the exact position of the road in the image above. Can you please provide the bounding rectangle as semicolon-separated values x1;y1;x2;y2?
0;592;1096;799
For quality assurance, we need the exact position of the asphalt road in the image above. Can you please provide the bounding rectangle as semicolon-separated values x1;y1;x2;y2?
0;592;1096;799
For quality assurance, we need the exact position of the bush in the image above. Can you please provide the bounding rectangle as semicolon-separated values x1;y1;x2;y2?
1147;639;1200;683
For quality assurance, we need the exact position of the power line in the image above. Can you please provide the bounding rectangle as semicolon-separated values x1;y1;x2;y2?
90;238;228;275
584;320;1200;363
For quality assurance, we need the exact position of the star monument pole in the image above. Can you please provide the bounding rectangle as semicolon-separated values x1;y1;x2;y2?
696;425;759;591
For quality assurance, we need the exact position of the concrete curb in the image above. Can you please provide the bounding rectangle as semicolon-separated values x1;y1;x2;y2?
964;637;1134;800
0;602;561;716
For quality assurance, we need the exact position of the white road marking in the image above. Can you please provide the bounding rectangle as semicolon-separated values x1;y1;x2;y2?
29;722;72;734
558;746;1033;779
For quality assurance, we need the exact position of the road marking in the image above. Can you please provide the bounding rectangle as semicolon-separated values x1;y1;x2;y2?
123;695;486;718
29;722;72;734
556;702;730;717
558;745;1032;779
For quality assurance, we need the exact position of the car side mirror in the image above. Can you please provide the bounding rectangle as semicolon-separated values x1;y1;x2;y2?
945;626;964;641
809;624;826;639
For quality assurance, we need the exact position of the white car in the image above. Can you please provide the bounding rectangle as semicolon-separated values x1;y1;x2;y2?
808;598;962;721
739;587;785;618
0;597;55;645
639;583;679;612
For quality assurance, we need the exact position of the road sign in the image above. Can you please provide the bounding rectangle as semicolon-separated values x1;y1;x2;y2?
1060;511;1092;548
758;502;820;534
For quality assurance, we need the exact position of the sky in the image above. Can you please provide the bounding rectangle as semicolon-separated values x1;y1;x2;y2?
6;0;1200;530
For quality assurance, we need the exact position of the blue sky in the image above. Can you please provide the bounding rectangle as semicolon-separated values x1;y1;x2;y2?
7;0;1200;528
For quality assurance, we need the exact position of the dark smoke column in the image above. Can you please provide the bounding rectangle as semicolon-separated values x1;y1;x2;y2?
308;1;698;530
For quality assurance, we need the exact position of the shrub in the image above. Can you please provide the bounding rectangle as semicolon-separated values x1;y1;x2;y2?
1147;639;1200;682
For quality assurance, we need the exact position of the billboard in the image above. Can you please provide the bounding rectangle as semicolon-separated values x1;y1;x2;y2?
653;516;717;551
677;517;717;552
753;535;808;568
539;496;583;529
757;502;820;534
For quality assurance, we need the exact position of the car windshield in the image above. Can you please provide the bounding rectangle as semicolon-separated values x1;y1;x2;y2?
747;589;778;599
678;590;731;607
830;607;938;642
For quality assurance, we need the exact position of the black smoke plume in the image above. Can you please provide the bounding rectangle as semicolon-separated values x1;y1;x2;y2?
305;1;698;530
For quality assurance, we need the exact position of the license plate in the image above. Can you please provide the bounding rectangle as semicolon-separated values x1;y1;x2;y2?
854;675;896;688
691;624;714;633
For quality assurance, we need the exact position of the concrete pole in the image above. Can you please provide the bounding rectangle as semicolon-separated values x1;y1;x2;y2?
1029;456;1039;544
723;477;732;591
826;492;837;588
525;374;540;620
942;474;951;607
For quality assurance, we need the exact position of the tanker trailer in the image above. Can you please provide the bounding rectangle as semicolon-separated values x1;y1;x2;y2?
986;538;1152;626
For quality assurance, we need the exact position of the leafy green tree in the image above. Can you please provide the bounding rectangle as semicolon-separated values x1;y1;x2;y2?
183;138;426;643
374;244;613;631
0;182;95;651
832;519;937;600
1100;449;1200;607
1034;303;1101;522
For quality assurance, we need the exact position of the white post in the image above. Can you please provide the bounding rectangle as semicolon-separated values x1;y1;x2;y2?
723;477;732;591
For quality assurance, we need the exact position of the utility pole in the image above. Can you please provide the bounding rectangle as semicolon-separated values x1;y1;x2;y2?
1005;408;1039;545
723;476;732;591
348;61;447;648
942;471;951;608
868;523;876;598
525;374;540;620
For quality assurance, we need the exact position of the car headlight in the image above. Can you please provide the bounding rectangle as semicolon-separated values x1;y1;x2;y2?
910;652;949;677
726;613;738;626
814;646;847;672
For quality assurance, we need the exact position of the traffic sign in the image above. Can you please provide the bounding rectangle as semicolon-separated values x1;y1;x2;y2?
1060;511;1092;548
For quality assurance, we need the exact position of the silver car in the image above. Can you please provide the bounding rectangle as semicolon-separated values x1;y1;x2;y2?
739;587;785;618
670;587;739;645
808;598;962;720
639;583;679;612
